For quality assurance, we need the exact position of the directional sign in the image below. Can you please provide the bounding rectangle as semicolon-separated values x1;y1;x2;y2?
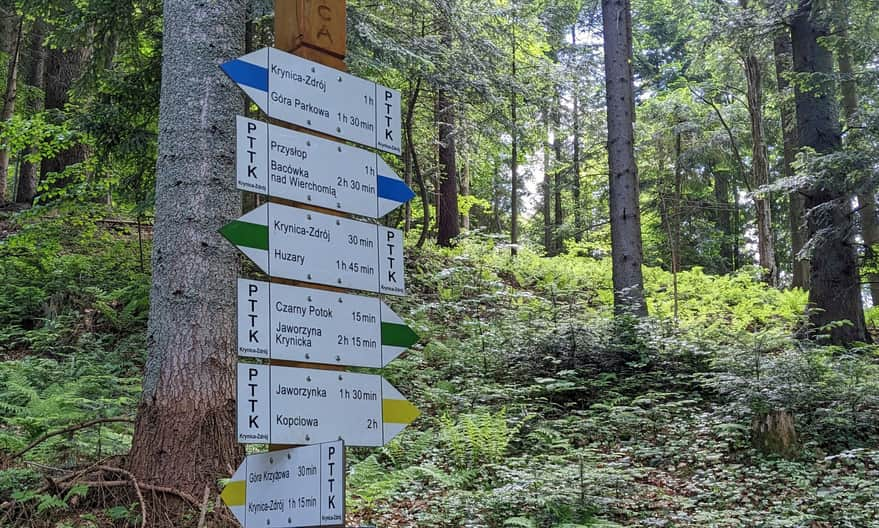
237;364;419;446
237;116;413;218
238;279;417;368
221;440;344;528
221;47;401;155
219;203;404;296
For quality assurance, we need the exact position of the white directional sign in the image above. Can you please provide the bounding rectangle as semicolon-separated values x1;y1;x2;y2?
221;47;401;155
221;441;344;528
237;364;419;447
237;117;413;218
238;279;418;368
220;203;405;296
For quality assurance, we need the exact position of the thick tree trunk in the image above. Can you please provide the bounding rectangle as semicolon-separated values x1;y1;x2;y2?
16;21;45;205
790;0;866;344
743;52;777;286
773;32;809;289
571;26;582;242
0;16;22;203
834;3;879;305
603;0;647;316
128;0;245;496
436;86;459;246
40;46;89;189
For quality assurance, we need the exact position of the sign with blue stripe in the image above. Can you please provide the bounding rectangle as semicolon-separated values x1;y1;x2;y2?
236;116;414;218
221;47;401;156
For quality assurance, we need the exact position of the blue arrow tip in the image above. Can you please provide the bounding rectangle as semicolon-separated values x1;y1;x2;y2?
220;59;268;92
377;175;415;204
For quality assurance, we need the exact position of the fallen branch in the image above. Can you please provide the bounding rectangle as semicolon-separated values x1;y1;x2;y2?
10;417;133;460
59;479;200;508
95;466;147;528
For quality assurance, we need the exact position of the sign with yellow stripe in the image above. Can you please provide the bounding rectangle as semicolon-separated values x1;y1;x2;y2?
221;440;344;528
237;364;419;446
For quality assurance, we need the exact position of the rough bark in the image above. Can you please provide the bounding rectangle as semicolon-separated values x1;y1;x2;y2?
790;0;866;344
603;0;647;316
0;16;21;203
40;45;89;189
436;87;459;246
128;0;245;496
773;31;809;289
743;52;777;286
16;20;45;205
834;2;879;305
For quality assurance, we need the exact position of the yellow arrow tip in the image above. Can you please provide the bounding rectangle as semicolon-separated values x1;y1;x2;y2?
220;480;246;507
383;398;420;424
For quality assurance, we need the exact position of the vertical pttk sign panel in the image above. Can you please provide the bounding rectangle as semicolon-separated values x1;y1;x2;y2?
221;440;344;528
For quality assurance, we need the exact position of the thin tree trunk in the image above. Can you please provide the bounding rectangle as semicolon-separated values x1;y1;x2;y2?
406;77;429;248
773;31;809;289
0;16;22;203
790;0;866;344
128;0;245;496
603;0;647;316
510;30;519;257
17;21;46;205
543;110;553;253
743;51;777;285
714;166;733;274
834;0;879;305
553;92;564;253
571;26;583;242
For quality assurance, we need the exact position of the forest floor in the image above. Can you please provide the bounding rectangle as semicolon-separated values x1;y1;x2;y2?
0;208;878;527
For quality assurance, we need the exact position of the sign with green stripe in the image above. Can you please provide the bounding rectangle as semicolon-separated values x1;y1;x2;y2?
238;279;418;368
219;203;405;296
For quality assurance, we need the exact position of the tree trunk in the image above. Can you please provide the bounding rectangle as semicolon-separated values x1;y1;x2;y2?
714;166;733;274
790;0;866;344
460;153;470;231
40;45;89;189
571;26;582;243
603;0;647;316
773;31;809;289
834;1;879;305
543;111;553;253
16;20;45;205
128;0;245;496
510;30;519;257
553;92;564;253
406;78;429;248
743;52;777;286
436;87;459;246
0;16;22;203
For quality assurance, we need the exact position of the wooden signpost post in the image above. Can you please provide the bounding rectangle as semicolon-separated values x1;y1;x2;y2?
220;1;418;526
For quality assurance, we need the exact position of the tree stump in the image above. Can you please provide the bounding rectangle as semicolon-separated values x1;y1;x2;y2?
751;409;798;458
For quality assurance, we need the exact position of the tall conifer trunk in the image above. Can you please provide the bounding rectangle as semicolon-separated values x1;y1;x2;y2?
773;31;809;289
128;0;245;495
436;12;459;247
790;0;866;344
602;0;647;315
0;17;22;203
17;21;45;205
